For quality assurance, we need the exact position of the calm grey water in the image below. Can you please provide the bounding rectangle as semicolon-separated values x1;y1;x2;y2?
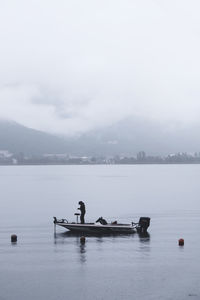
0;165;200;300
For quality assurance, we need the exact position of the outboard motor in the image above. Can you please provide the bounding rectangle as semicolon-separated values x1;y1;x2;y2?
137;217;150;233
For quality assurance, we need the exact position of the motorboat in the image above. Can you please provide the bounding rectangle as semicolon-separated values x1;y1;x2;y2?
53;216;150;234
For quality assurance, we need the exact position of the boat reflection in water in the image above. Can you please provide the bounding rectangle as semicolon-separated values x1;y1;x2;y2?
54;232;151;268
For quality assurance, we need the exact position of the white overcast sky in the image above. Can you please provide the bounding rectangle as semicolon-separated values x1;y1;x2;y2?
0;0;200;135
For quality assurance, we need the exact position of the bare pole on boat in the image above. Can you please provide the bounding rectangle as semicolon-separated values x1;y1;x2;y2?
53;217;57;235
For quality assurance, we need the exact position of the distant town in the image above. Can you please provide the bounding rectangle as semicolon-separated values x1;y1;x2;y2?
1;150;200;165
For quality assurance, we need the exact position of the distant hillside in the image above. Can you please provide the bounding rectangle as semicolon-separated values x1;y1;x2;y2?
0;121;69;155
1;118;200;156
69;118;167;156
66;118;200;156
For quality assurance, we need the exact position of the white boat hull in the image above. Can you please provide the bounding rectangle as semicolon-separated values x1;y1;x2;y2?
56;222;136;234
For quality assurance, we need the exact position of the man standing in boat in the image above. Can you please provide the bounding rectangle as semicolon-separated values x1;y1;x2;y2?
78;201;86;224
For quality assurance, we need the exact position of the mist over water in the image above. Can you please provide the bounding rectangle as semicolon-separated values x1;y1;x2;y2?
0;165;200;224
0;165;200;299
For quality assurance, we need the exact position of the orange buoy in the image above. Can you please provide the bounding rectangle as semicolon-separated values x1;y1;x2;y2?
178;238;184;246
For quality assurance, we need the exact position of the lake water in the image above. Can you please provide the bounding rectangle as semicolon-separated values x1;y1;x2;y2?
0;165;200;300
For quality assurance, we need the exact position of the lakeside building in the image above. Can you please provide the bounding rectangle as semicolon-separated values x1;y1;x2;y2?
0;150;13;158
1;150;200;165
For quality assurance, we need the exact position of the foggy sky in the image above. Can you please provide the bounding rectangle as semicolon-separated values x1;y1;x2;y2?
0;0;200;135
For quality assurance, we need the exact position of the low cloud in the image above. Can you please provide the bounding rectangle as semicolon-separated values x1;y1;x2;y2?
1;0;200;135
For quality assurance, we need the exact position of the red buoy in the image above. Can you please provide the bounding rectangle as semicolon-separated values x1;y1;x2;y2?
179;238;184;246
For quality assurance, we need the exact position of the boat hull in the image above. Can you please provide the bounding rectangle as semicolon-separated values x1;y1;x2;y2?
56;222;136;234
